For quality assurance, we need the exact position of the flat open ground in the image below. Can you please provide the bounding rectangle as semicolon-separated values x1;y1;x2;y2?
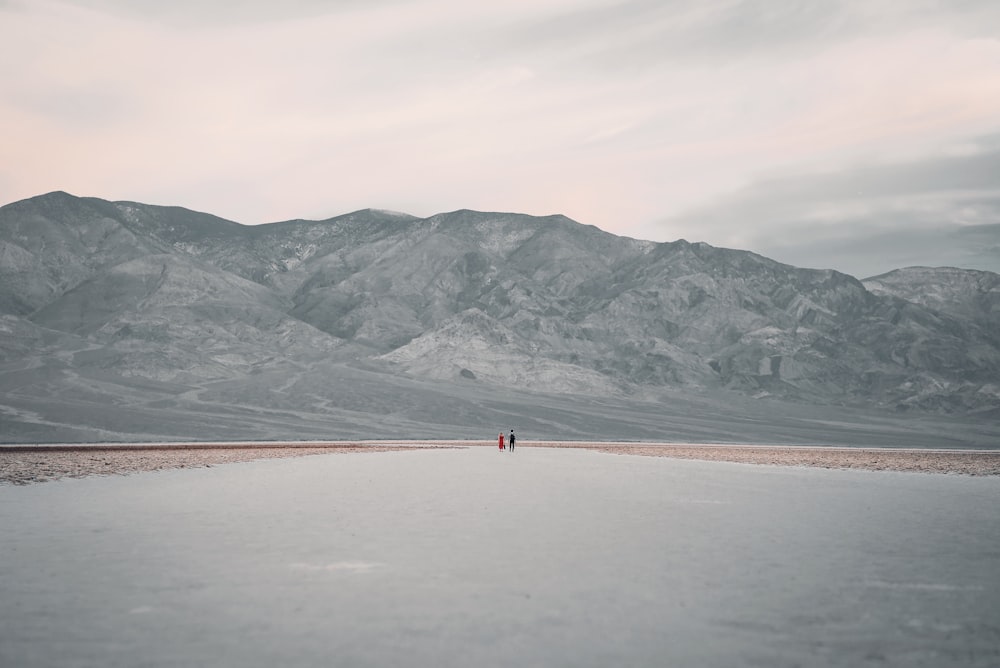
1;441;998;485
1;446;998;667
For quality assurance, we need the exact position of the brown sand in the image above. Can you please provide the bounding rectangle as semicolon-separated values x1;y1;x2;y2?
0;442;434;486
526;441;1000;476
2;440;997;485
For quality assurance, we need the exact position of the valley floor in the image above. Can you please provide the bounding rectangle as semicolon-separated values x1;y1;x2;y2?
1;447;998;668
2;440;998;485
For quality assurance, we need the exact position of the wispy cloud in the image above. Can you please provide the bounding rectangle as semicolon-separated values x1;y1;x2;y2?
48;0;404;26
664;138;1000;276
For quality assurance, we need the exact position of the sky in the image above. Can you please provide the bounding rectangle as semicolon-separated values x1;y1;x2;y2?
2;0;999;278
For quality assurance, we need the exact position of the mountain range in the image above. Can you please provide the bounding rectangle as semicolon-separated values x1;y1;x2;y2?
1;191;998;446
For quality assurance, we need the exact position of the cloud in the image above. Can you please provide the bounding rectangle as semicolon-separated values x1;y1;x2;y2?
12;82;136;129
44;0;404;26
757;222;1000;279
474;1;854;79
489;0;1000;72
676;143;1000;223
1;0;1000;247
664;138;1000;277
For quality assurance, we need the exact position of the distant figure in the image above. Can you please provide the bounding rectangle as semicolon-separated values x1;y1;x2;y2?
509;429;516;452
499;432;505;451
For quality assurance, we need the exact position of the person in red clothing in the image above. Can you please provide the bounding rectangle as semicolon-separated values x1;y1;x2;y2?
498;432;505;451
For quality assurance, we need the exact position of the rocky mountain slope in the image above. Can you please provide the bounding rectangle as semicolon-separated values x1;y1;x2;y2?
864;266;1000;331
1;191;998;444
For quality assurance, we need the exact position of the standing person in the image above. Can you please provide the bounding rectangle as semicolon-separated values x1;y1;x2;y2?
498;432;505;451
509;429;516;452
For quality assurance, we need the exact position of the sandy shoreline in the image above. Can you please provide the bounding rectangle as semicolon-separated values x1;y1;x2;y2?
1;441;998;484
0;443;432;486
534;442;1000;476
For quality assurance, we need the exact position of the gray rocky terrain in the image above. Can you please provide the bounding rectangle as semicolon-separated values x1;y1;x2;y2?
1;191;998;445
863;266;1000;331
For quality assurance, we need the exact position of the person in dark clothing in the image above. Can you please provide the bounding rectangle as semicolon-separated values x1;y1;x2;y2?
509;430;516;452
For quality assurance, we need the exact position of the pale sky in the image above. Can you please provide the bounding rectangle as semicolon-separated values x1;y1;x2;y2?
2;0;999;277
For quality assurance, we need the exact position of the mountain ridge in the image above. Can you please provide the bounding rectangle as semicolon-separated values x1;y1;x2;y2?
1;191;998;444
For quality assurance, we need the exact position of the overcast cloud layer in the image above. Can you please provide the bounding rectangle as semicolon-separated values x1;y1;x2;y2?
2;0;999;277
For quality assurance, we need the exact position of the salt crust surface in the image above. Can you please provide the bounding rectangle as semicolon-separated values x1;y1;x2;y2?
2;441;998;485
1;447;998;667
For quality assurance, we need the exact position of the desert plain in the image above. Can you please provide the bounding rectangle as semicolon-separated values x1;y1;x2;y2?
1;440;998;485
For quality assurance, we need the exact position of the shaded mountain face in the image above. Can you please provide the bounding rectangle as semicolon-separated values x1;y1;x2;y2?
1;191;998;444
864;266;1000;332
